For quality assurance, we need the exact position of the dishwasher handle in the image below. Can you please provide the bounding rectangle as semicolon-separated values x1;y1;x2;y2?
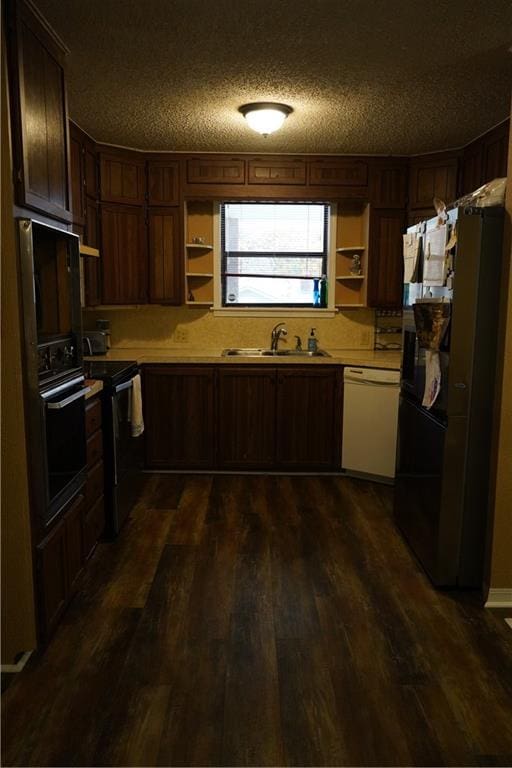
344;367;400;386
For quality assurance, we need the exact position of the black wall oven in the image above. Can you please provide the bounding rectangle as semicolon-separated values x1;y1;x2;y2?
18;218;85;535
40;374;89;525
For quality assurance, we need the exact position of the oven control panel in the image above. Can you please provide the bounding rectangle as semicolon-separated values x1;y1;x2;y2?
38;338;78;381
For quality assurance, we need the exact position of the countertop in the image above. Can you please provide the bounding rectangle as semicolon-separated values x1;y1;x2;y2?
84;379;104;399
85;347;401;370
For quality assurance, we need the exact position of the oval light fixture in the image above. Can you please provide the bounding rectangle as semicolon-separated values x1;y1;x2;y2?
239;102;293;137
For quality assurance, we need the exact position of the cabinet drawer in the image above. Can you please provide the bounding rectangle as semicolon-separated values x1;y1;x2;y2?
86;429;103;468
85;397;102;436
85;458;104;508
84;495;105;559
186;158;245;185
248;158;306;185
308;159;368;187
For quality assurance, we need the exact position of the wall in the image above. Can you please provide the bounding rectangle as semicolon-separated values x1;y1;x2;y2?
1;33;37;664
488;103;512;593
83;306;375;352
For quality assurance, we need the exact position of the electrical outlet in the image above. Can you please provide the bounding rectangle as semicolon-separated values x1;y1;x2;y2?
174;327;189;344
361;330;371;347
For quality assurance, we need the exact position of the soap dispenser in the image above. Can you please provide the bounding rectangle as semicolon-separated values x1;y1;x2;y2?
308;328;318;353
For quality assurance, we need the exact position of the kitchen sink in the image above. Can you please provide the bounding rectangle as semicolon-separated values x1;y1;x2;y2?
221;348;330;357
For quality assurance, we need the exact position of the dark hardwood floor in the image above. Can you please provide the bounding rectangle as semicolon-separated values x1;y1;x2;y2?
2;474;512;767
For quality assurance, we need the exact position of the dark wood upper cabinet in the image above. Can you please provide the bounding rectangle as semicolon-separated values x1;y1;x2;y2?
308;159;368;187
84;138;98;199
143;366;215;468
370;161;408;208
6;0;72;222
148;207;181;304
70;124;84;224
248;158;306;185
461;120;509;196
147;159;180;205
408;154;459;210
99;151;145;205
100;203;147;304
482;120;509;184
186;157;245;185
217;368;276;468
276;368;341;470
367;208;404;308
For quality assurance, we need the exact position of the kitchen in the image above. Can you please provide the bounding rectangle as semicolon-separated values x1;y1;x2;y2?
2;0;512;765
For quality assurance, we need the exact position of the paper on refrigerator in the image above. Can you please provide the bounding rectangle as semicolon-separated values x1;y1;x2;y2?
403;232;420;283
423;225;447;287
422;350;442;409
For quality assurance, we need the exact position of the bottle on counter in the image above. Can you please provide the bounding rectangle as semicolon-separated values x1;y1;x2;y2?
313;278;320;306
320;275;327;306
308;328;318;353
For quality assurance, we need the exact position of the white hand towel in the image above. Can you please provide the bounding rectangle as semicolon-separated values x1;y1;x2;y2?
130;373;144;437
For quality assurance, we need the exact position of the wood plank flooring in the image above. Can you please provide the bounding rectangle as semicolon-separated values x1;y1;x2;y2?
2;474;512;766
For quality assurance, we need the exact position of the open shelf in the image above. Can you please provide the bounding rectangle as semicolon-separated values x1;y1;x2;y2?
185;201;215;307
186;272;214;278
336;274;365;280
334;203;369;307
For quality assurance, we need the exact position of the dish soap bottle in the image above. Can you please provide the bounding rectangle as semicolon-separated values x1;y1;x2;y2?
313;278;320;306
308;328;318;353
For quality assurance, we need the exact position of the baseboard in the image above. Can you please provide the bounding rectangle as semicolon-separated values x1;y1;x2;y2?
485;588;512;608
1;650;33;674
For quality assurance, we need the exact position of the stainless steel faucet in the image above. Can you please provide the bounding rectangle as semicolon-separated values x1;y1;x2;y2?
270;322;287;352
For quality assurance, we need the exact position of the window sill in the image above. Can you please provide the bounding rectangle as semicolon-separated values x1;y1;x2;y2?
212;307;338;318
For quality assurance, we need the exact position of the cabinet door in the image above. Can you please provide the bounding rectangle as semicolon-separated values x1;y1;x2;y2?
367;209;404;308
37;515;68;639
100;152;145;204
143;366;215;468
70;124;85;224
84;139;97;199
217;368;276;468
83;199;101;306
148;207;181;304
370;162;408;208
101;203;147;304
408;156;459;210
482;121;509;184
148;160;180;205
7;0;72;222
461;140;483;196
65;493;85;593
276;368;341;469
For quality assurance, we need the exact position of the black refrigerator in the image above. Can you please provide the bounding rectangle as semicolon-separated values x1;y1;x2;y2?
394;205;504;587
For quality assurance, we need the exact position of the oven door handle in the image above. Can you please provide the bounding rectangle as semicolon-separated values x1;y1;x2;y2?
46;386;91;410
115;379;133;394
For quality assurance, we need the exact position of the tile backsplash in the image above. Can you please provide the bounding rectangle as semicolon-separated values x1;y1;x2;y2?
83;306;376;350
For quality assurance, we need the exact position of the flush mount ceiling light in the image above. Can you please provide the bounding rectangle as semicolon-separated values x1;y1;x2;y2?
239;102;293;137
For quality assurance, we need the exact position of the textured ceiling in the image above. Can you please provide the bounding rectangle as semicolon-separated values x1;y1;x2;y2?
35;0;512;155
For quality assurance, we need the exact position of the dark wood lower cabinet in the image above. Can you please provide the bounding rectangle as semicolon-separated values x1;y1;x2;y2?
143;364;342;470
276;368;342;470
217;367;276;468
144;365;215;468
37;492;85;641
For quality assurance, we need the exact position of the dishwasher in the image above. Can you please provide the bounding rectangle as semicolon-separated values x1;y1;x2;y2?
342;367;400;482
